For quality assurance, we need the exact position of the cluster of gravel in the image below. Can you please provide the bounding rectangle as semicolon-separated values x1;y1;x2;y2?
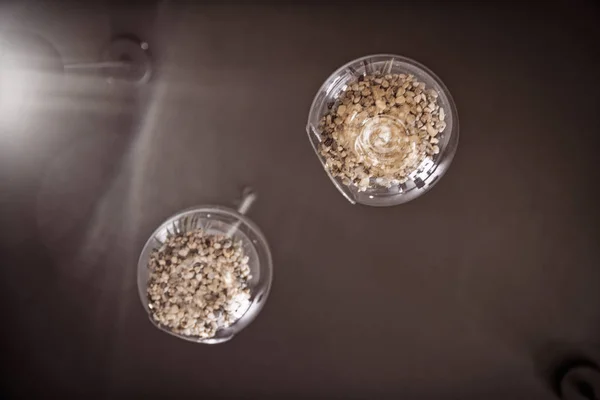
147;230;252;339
318;73;447;191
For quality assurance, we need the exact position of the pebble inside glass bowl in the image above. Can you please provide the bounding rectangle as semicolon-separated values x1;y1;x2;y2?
137;205;272;344
306;54;459;206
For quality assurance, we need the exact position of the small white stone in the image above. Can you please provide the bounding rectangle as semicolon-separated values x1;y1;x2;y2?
427;124;437;137
178;248;189;257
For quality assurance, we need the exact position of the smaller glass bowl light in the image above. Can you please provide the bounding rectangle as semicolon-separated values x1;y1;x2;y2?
137;205;273;344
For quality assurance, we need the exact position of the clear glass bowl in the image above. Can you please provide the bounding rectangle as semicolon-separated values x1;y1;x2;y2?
137;206;273;344
307;54;459;206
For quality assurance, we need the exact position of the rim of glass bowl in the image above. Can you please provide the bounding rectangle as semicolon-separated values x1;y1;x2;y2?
306;54;459;206
137;205;273;344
